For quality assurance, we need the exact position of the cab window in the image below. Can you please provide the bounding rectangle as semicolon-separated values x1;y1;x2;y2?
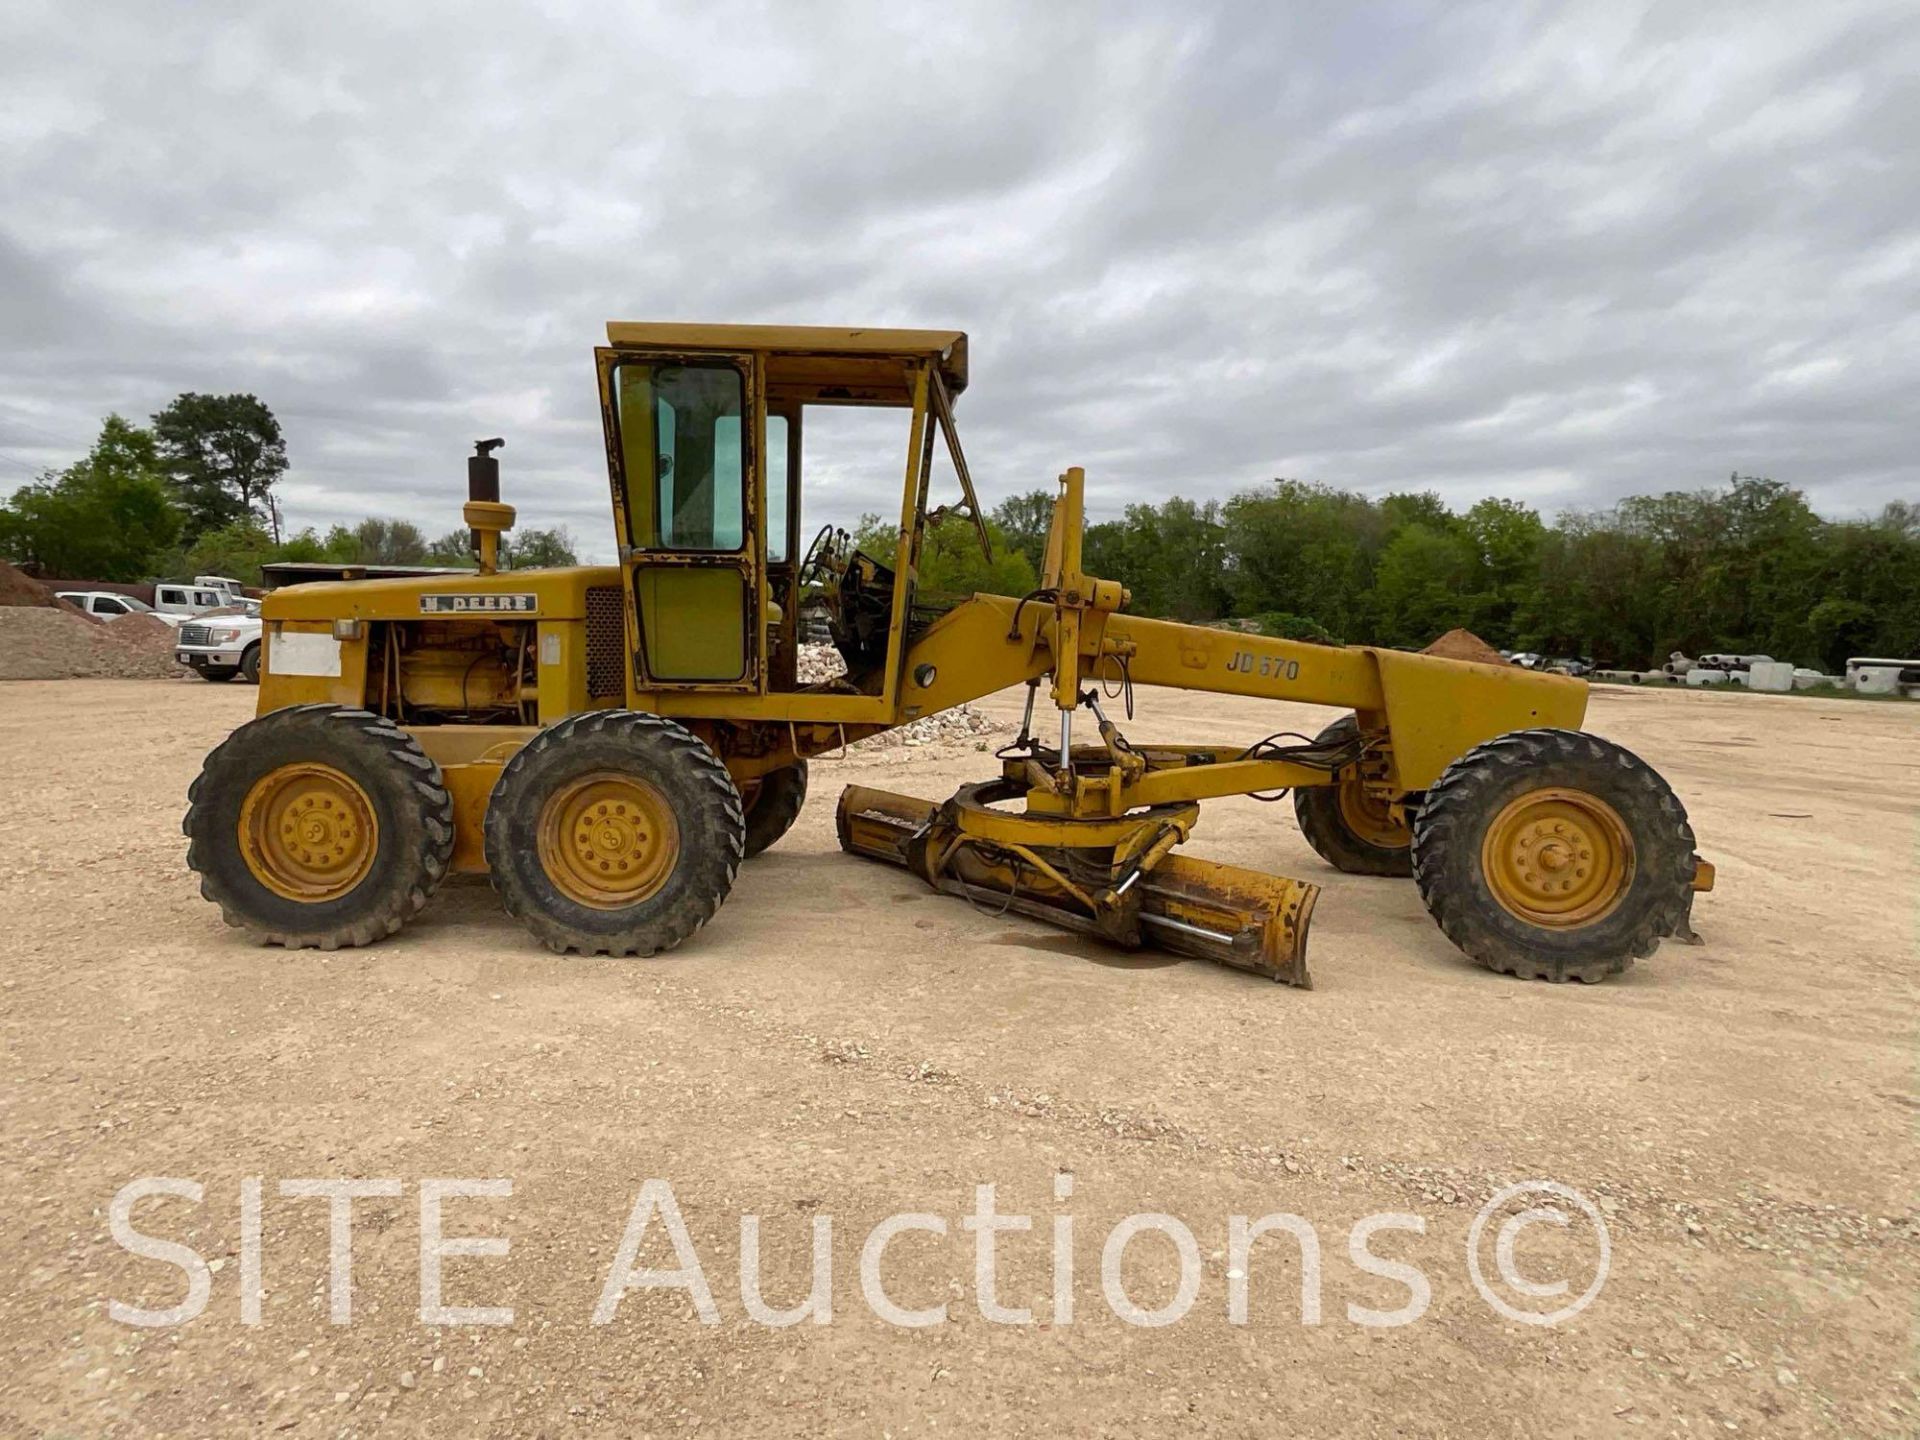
613;362;745;551
765;413;791;563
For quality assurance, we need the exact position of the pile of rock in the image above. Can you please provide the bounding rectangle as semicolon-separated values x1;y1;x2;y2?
792;644;1004;749
853;706;1003;751
0;561;188;680
796;644;848;685
0;607;189;680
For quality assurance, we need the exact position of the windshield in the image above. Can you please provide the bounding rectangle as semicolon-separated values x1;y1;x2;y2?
121;596;153;612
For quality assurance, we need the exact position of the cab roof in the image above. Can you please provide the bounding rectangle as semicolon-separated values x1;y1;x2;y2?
604;321;968;403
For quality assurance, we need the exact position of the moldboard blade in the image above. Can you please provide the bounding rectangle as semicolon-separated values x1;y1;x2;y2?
1136;854;1319;986
835;784;937;864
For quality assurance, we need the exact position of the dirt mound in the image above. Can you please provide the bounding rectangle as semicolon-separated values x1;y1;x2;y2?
109;610;178;642
0;560;57;608
0;563;191;678
105;609;193;673
0;607;188;680
0;561;101;623
1422;628;1508;666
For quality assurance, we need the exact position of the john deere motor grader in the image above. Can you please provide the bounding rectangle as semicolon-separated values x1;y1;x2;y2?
186;322;1712;985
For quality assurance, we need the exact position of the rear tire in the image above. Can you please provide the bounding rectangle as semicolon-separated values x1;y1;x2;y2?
1411;728;1695;983
1292;715;1413;877
184;705;454;948
484;711;745;956
742;762;808;858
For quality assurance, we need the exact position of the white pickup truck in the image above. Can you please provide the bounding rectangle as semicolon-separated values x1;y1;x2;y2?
56;591;188;628
153;578;247;618
174;601;264;683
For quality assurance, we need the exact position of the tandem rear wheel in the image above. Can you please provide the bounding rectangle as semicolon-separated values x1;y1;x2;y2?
483;710;745;957
741;761;809;858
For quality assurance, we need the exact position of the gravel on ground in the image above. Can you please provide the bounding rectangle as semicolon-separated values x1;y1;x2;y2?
0;678;1913;1436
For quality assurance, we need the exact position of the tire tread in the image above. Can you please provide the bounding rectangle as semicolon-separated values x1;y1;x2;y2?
184;705;454;949
742;762;809;858
1410;727;1696;983
484;711;744;957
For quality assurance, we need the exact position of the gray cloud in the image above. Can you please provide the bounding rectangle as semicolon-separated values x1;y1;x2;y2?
1;0;1914;556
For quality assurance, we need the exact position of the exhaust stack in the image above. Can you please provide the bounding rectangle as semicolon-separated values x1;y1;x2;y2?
465;437;514;574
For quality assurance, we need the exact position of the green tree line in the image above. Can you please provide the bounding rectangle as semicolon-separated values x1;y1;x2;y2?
958;475;1915;674
0;403;577;586
12;400;1911;672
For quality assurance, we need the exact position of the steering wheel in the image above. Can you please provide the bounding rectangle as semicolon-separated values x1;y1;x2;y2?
798;523;849;592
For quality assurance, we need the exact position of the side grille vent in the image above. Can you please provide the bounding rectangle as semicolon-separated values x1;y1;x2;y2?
585;587;625;698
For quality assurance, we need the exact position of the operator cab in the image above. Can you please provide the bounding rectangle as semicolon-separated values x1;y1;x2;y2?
594;323;988;699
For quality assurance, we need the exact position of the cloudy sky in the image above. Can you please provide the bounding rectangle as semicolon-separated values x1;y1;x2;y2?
2;1;1914;558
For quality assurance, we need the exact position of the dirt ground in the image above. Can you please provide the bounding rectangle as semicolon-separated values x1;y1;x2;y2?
1;679;1914;1437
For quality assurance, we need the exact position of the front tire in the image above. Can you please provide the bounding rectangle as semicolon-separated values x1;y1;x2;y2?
1411;728;1696;983
184;705;454;948
483;711;745;956
201;667;238;683
1292;715;1413;876
240;644;262;684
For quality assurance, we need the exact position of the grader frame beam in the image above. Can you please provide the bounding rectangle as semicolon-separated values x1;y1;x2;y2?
871;465;1587;798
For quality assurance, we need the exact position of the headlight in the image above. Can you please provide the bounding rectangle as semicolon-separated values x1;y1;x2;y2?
209;628;242;643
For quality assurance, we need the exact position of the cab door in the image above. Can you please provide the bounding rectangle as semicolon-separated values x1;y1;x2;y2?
596;348;761;693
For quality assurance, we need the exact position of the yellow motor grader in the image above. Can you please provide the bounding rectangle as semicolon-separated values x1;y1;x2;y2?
186;322;1712;985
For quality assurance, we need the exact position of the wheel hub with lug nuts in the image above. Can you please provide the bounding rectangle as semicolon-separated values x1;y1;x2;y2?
538;772;680;909
238;763;380;902
1480;787;1634;929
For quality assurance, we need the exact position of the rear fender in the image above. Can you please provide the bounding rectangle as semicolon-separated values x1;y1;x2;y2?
1361;648;1588;792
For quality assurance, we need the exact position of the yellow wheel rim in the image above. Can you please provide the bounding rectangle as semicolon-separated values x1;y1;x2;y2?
537;772;679;909
238;763;379;902
1480;787;1634;929
1337;776;1410;850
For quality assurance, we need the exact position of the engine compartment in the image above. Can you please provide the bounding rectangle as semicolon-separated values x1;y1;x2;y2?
370;619;537;725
